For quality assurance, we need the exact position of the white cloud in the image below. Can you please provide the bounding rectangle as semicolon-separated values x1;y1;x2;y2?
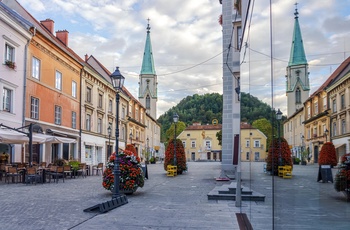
16;0;350;118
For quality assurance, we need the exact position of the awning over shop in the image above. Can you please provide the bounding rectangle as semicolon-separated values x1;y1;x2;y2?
33;133;76;144
0;129;76;144
0;128;28;144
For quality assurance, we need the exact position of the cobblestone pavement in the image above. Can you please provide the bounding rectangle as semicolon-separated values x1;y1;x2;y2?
1;162;350;230
239;162;350;229
0;162;239;230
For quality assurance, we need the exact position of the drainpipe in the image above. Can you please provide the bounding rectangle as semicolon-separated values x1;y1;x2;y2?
79;68;83;162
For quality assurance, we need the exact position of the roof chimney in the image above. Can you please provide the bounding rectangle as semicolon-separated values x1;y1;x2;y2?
85;54;89;62
56;30;69;46
40;19;54;34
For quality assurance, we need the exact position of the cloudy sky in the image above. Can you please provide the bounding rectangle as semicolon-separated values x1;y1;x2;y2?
16;0;350;118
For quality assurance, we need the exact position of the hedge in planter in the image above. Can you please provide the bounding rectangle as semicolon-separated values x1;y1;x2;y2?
164;139;187;173
266;137;293;175
319;142;337;166
102;146;144;193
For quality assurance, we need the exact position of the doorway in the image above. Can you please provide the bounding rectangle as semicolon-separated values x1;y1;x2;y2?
314;145;319;163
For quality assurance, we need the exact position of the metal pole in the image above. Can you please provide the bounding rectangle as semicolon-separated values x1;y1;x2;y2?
278;122;281;166
112;92;120;199
29;123;33;167
108;133;111;158
174;122;177;166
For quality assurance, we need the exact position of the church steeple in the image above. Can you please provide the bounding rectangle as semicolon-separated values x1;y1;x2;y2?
288;6;307;66
139;19;158;119
286;4;310;117
141;19;156;75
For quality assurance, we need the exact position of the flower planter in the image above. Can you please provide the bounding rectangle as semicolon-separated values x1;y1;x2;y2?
121;187;138;195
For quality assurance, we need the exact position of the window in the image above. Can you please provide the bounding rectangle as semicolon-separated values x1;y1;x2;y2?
98;94;103;108
72;81;77;98
118;125;123;140
31;97;39;119
307;106;310;118
136;108;139;121
72;111;76;129
129;103;132;116
205;141;211;149
2;88;12;112
85;145;92;160
191;141;196;148
146;95;150;109
342;119;346;135
246;152;250;160
246;140;250;147
86;87;92;103
332;122;336;137
182;141;186;148
97;118;102;133
332;99;337;113
255;152;260;161
187;133;190;137
254;140;260;147
122;106;125;118
55;71;62;90
323;97;327;110
237;26;242;49
108;100;112;113
32;57;40;79
341;94;345;110
86;114;91;131
55;105;61;125
314;102;318;115
5;44;15;62
296;87;301;104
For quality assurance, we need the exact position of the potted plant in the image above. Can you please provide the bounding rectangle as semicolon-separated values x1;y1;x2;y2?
149;156;156;164
102;148;144;195
334;153;350;200
301;150;308;165
5;60;16;69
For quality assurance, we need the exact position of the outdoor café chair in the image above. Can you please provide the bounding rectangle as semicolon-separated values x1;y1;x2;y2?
5;167;20;183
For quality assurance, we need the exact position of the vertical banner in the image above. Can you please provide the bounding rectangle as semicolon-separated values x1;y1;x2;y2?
233;134;239;165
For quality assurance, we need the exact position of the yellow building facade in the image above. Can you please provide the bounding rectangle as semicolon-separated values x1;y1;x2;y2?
178;123;222;162
178;122;267;162
240;123;267;162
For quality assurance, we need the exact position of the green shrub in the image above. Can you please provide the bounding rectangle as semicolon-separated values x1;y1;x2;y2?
69;160;80;170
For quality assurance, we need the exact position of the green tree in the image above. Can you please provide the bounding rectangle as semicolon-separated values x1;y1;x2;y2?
252;118;274;151
216;130;222;146
165;121;186;141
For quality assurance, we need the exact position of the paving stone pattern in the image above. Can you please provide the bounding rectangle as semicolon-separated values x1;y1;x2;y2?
1;162;349;230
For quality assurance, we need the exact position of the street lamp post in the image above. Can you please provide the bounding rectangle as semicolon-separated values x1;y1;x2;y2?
324;129;329;142
301;135;305;162
146;137;149;164
173;113;179;166
107;125;111;159
110;66;125;200
276;109;283;166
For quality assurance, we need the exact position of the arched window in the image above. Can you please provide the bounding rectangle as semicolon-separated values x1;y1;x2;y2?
146;95;150;109
295;87;301;104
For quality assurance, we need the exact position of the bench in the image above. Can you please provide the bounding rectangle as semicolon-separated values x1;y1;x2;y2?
167;165;177;177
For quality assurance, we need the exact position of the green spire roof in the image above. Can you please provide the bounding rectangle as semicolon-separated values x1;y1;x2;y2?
288;7;307;66
141;20;156;75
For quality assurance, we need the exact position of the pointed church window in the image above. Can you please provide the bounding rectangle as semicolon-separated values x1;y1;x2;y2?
146;95;150;109
296;87;301;104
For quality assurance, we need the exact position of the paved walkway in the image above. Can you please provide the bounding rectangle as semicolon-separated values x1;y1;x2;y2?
0;162;349;229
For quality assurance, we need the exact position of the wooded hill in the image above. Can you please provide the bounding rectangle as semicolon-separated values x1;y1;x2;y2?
157;92;275;142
